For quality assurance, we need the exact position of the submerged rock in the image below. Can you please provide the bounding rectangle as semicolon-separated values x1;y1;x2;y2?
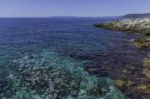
115;79;134;88
134;37;150;50
137;84;150;94
143;58;150;78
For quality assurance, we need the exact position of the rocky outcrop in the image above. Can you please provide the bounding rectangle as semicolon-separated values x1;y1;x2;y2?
94;18;150;35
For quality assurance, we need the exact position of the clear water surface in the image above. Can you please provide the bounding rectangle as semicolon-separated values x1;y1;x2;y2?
0;18;143;99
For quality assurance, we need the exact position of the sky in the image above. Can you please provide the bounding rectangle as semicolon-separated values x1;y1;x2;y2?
0;0;150;17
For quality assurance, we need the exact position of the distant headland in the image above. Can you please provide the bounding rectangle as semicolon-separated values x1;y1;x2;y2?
123;13;150;18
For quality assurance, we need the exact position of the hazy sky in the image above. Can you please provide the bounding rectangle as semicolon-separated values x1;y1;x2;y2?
0;0;150;17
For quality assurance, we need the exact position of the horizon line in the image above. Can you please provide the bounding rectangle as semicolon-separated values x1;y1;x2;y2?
0;15;121;18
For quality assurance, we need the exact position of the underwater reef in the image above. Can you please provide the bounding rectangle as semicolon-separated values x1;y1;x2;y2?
0;50;127;99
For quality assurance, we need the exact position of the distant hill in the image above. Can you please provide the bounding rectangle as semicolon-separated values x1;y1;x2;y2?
123;13;150;18
50;16;79;18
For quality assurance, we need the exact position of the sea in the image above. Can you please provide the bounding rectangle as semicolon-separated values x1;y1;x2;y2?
0;17;144;98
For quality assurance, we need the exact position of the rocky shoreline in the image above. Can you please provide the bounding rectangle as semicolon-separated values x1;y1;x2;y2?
94;17;150;35
94;18;150;99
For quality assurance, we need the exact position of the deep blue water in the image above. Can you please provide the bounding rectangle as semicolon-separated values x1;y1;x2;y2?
0;18;144;75
0;18;106;65
0;18;145;98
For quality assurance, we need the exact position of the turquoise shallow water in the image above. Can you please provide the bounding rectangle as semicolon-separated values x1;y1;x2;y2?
0;18;142;98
